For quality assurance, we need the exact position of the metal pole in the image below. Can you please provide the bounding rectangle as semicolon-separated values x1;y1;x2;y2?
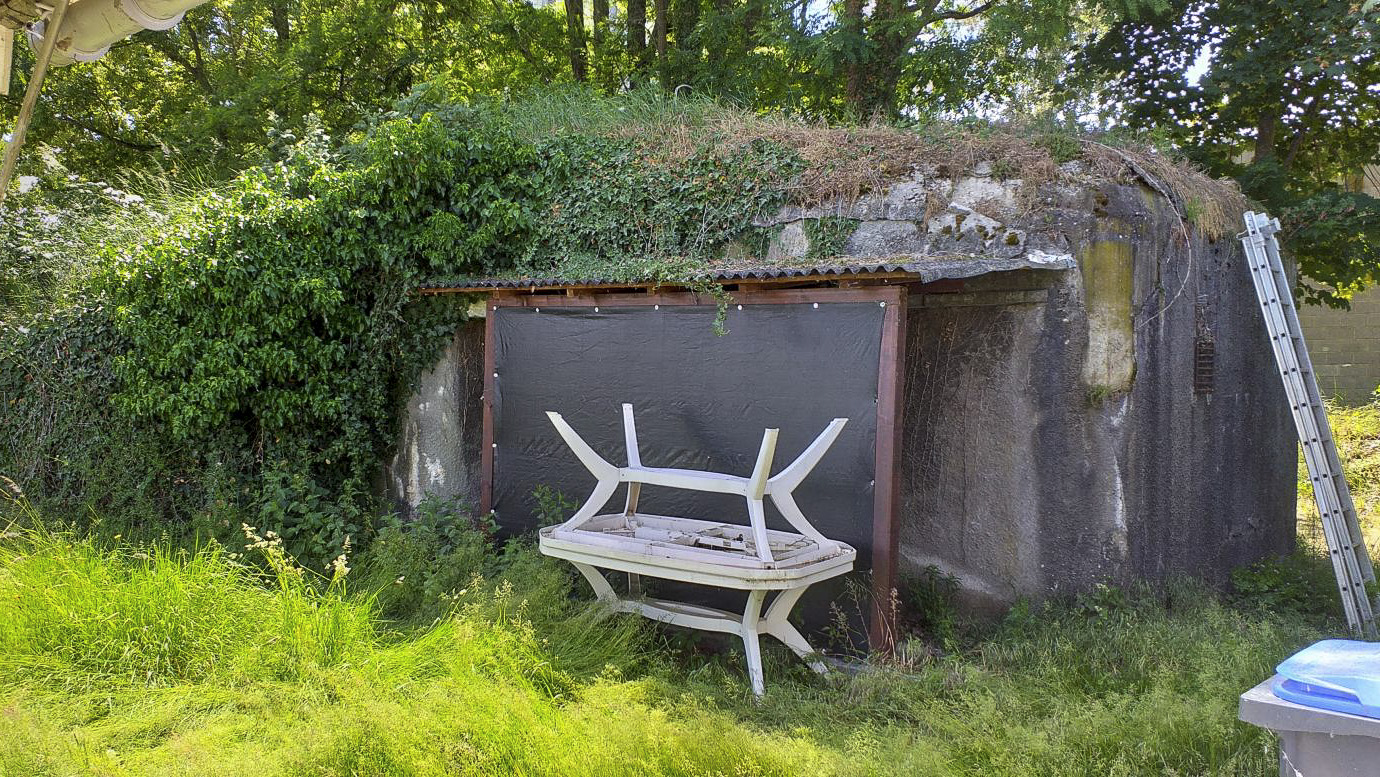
0;0;71;208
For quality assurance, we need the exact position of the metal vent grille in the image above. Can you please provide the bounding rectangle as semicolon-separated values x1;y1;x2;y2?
1194;294;1215;395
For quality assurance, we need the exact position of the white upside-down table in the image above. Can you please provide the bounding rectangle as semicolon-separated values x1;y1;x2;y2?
537;403;857;696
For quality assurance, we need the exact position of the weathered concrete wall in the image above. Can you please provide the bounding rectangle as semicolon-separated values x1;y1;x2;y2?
897;183;1296;612
391;172;1297;611
385;319;485;511
1298;286;1380;405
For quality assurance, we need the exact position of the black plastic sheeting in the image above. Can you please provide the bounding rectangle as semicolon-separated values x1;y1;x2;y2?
491;302;885;568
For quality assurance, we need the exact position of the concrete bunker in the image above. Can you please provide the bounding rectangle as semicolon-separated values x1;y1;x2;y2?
387;153;1297;622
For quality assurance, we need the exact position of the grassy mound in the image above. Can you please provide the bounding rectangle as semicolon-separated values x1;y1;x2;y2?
0;89;1253;567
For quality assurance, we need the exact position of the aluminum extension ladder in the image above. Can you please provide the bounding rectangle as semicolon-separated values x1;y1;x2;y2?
1239;211;1378;636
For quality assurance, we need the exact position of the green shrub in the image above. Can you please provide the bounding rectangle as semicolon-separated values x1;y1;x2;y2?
1232;552;1341;619
97;110;539;561
15;93;805;559
0;303;237;533
900;564;961;643
516;133;801;282
354;494;491;624
531;484;578;524
803;216;859;261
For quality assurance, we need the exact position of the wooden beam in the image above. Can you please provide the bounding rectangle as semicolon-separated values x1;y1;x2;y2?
0;28;13;97
868;285;906;653
416;272;921;296
483;286;907;309
0;0;70;206
479;294;497;516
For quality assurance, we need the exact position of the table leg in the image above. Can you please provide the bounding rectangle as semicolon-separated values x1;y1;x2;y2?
741;589;767;697
764;586;828;675
571;562;618;603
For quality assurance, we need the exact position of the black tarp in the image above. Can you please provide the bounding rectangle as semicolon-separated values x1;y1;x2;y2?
491;301;884;568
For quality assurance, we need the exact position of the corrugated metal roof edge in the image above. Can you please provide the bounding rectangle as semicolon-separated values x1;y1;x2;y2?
417;254;1075;293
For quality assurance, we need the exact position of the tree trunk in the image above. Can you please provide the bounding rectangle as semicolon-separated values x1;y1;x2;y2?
1254;107;1279;163
628;0;648;73
1282;96;1324;173
844;0;917;119
674;0;699;51
565;0;588;82
865;0;909;118
270;1;291;51
654;0;668;60
841;0;867;114
1254;117;1276;162
592;0;608;47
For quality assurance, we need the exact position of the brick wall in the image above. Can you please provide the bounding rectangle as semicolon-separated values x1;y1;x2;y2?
1299;286;1380;404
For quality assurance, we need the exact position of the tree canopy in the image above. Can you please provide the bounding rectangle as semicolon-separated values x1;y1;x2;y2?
2;0;1379;295
1081;0;1380;302
2;0;1106;181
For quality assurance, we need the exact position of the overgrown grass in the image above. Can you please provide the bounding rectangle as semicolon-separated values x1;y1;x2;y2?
0;496;1326;776
0;516;835;776
408;84;1245;228
10;401;1376;775
1300;400;1380;554
1229;400;1380;620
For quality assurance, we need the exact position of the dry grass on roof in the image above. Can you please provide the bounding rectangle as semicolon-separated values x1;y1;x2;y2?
763;122;1248;237
650;118;1245;237
499;88;1249;238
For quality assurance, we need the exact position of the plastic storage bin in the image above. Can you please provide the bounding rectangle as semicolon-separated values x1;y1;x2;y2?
1273;639;1380;719
1240;640;1380;777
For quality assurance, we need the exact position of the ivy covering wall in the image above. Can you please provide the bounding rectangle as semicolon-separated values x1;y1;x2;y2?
1;99;804;562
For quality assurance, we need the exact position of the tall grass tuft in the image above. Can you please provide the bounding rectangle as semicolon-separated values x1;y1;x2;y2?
0;521;371;688
1299;400;1380;554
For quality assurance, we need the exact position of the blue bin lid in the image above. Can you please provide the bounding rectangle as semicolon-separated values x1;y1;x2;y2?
1273;639;1380;719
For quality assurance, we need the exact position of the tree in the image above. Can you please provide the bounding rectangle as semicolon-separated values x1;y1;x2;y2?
628;0;648;74
654;0;669;60
818;0;1094;118
0;0;569;182
565;0;589;81
0;0;1099;185
1081;1;1380;303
